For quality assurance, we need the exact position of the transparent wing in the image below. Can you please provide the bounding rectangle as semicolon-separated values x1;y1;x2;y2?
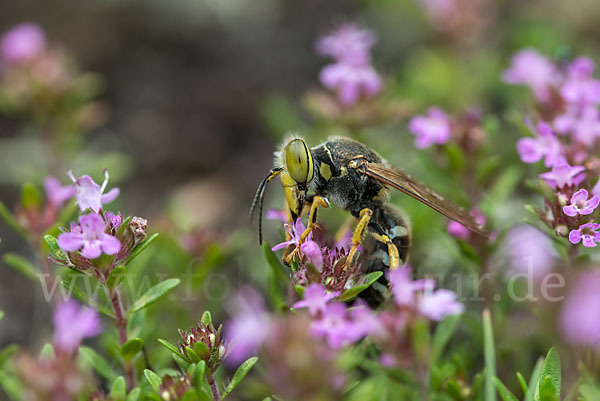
356;160;488;238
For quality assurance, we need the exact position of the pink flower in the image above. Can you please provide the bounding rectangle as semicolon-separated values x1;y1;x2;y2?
225;288;272;366
389;267;421;306
319;62;382;106
569;223;600;247
0;22;46;65
559;270;600;347
265;209;288;222
315;23;376;65
538;158;585;189
300;240;324;269
560;57;600;106
272;218;308;251
563;189;600;217
408;107;452;149
418;287;464;321
58;213;121;259
503;225;557;279
516;122;562;167
54;300;101;352
292;284;339;316
554;106;600;147
502;49;561;102
44;176;76;208
68;170;120;213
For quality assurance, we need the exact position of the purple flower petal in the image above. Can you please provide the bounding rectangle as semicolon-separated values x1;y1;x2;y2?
101;187;120;205
54;300;101;352
0;23;46;65
569;229;582;244
582;235;597;248
57;232;85;251
100;234;121;255
562;205;578;217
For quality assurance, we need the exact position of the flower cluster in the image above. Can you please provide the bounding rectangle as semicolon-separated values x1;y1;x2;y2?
52;170;149;276
315;23;382;106
177;321;227;372
505;50;600;247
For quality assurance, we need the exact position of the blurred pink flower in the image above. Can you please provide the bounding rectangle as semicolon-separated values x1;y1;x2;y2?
563;189;600;217
54;300;101;352
0;22;46;65
418;287;464;321
516;122;562;167
560;57;600;106
225;288;272;366
300;240;324;269
319;62;382;106
315;23;376;65
538;158;585;189
503;49;561;102
44;176;75;208
310;301;380;348
265;209;288;222
408;107;452;149
569;223;600;247
58;213;121;259
503;225;557;279
292;284;339;316
560;270;600;347
447;209;486;240
68;170;120;213
554;106;600;147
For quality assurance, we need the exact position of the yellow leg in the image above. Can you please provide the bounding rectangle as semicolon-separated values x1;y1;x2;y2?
284;196;329;264
344;208;373;269
370;232;401;270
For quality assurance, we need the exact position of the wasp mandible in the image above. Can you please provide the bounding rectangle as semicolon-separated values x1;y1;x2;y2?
250;136;488;272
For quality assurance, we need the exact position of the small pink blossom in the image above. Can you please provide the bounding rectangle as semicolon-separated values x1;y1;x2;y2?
68;170;120;213
44;176;75;208
563;189;600;217
300;240;324;270
408;107;452;149
272;218;308;251
447;209;486;240
319;62;382;106
418;287;464;321
54;300;102;352
554;106;600;147
538;158;585;189
292;284;339;316
0;22;46;65
58;213;121;259
315;24;376;65
560;57;600;106
560;270;600;347
502;49;561;102
503;225;557;279
569;223;600;248
516;122;562;167
265;209;288;222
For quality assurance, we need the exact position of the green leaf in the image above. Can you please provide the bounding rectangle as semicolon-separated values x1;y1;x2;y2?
493;377;519;401
39;343;55;360
181;389;199;401
192;361;206;391
173;353;191;371
0;200;27;238
222;357;258;398
125;233;159;265
0;344;19;366
107;266;127;292
120;338;143;362
144;369;162;393
336;271;383;301
483;309;497;401
516;372;529;396
158;338;183;357
128;278;180;314
193;341;210;361
2;253;38;280
126;387;141;401
0;310;3;320
431;314;460;363
201;311;212;327
185;346;201;363
44;234;69;261
526;358;544;401
110;376;127;401
79;346;118;382
21;182;41;210
535;347;561;401
116;216;133;237
538;376;559;401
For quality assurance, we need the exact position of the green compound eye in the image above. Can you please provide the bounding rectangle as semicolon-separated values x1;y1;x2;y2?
284;138;314;184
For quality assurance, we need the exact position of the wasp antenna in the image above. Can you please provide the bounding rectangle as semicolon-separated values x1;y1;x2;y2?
249;168;282;244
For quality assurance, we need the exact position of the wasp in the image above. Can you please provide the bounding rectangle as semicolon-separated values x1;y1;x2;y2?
250;136;487;276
